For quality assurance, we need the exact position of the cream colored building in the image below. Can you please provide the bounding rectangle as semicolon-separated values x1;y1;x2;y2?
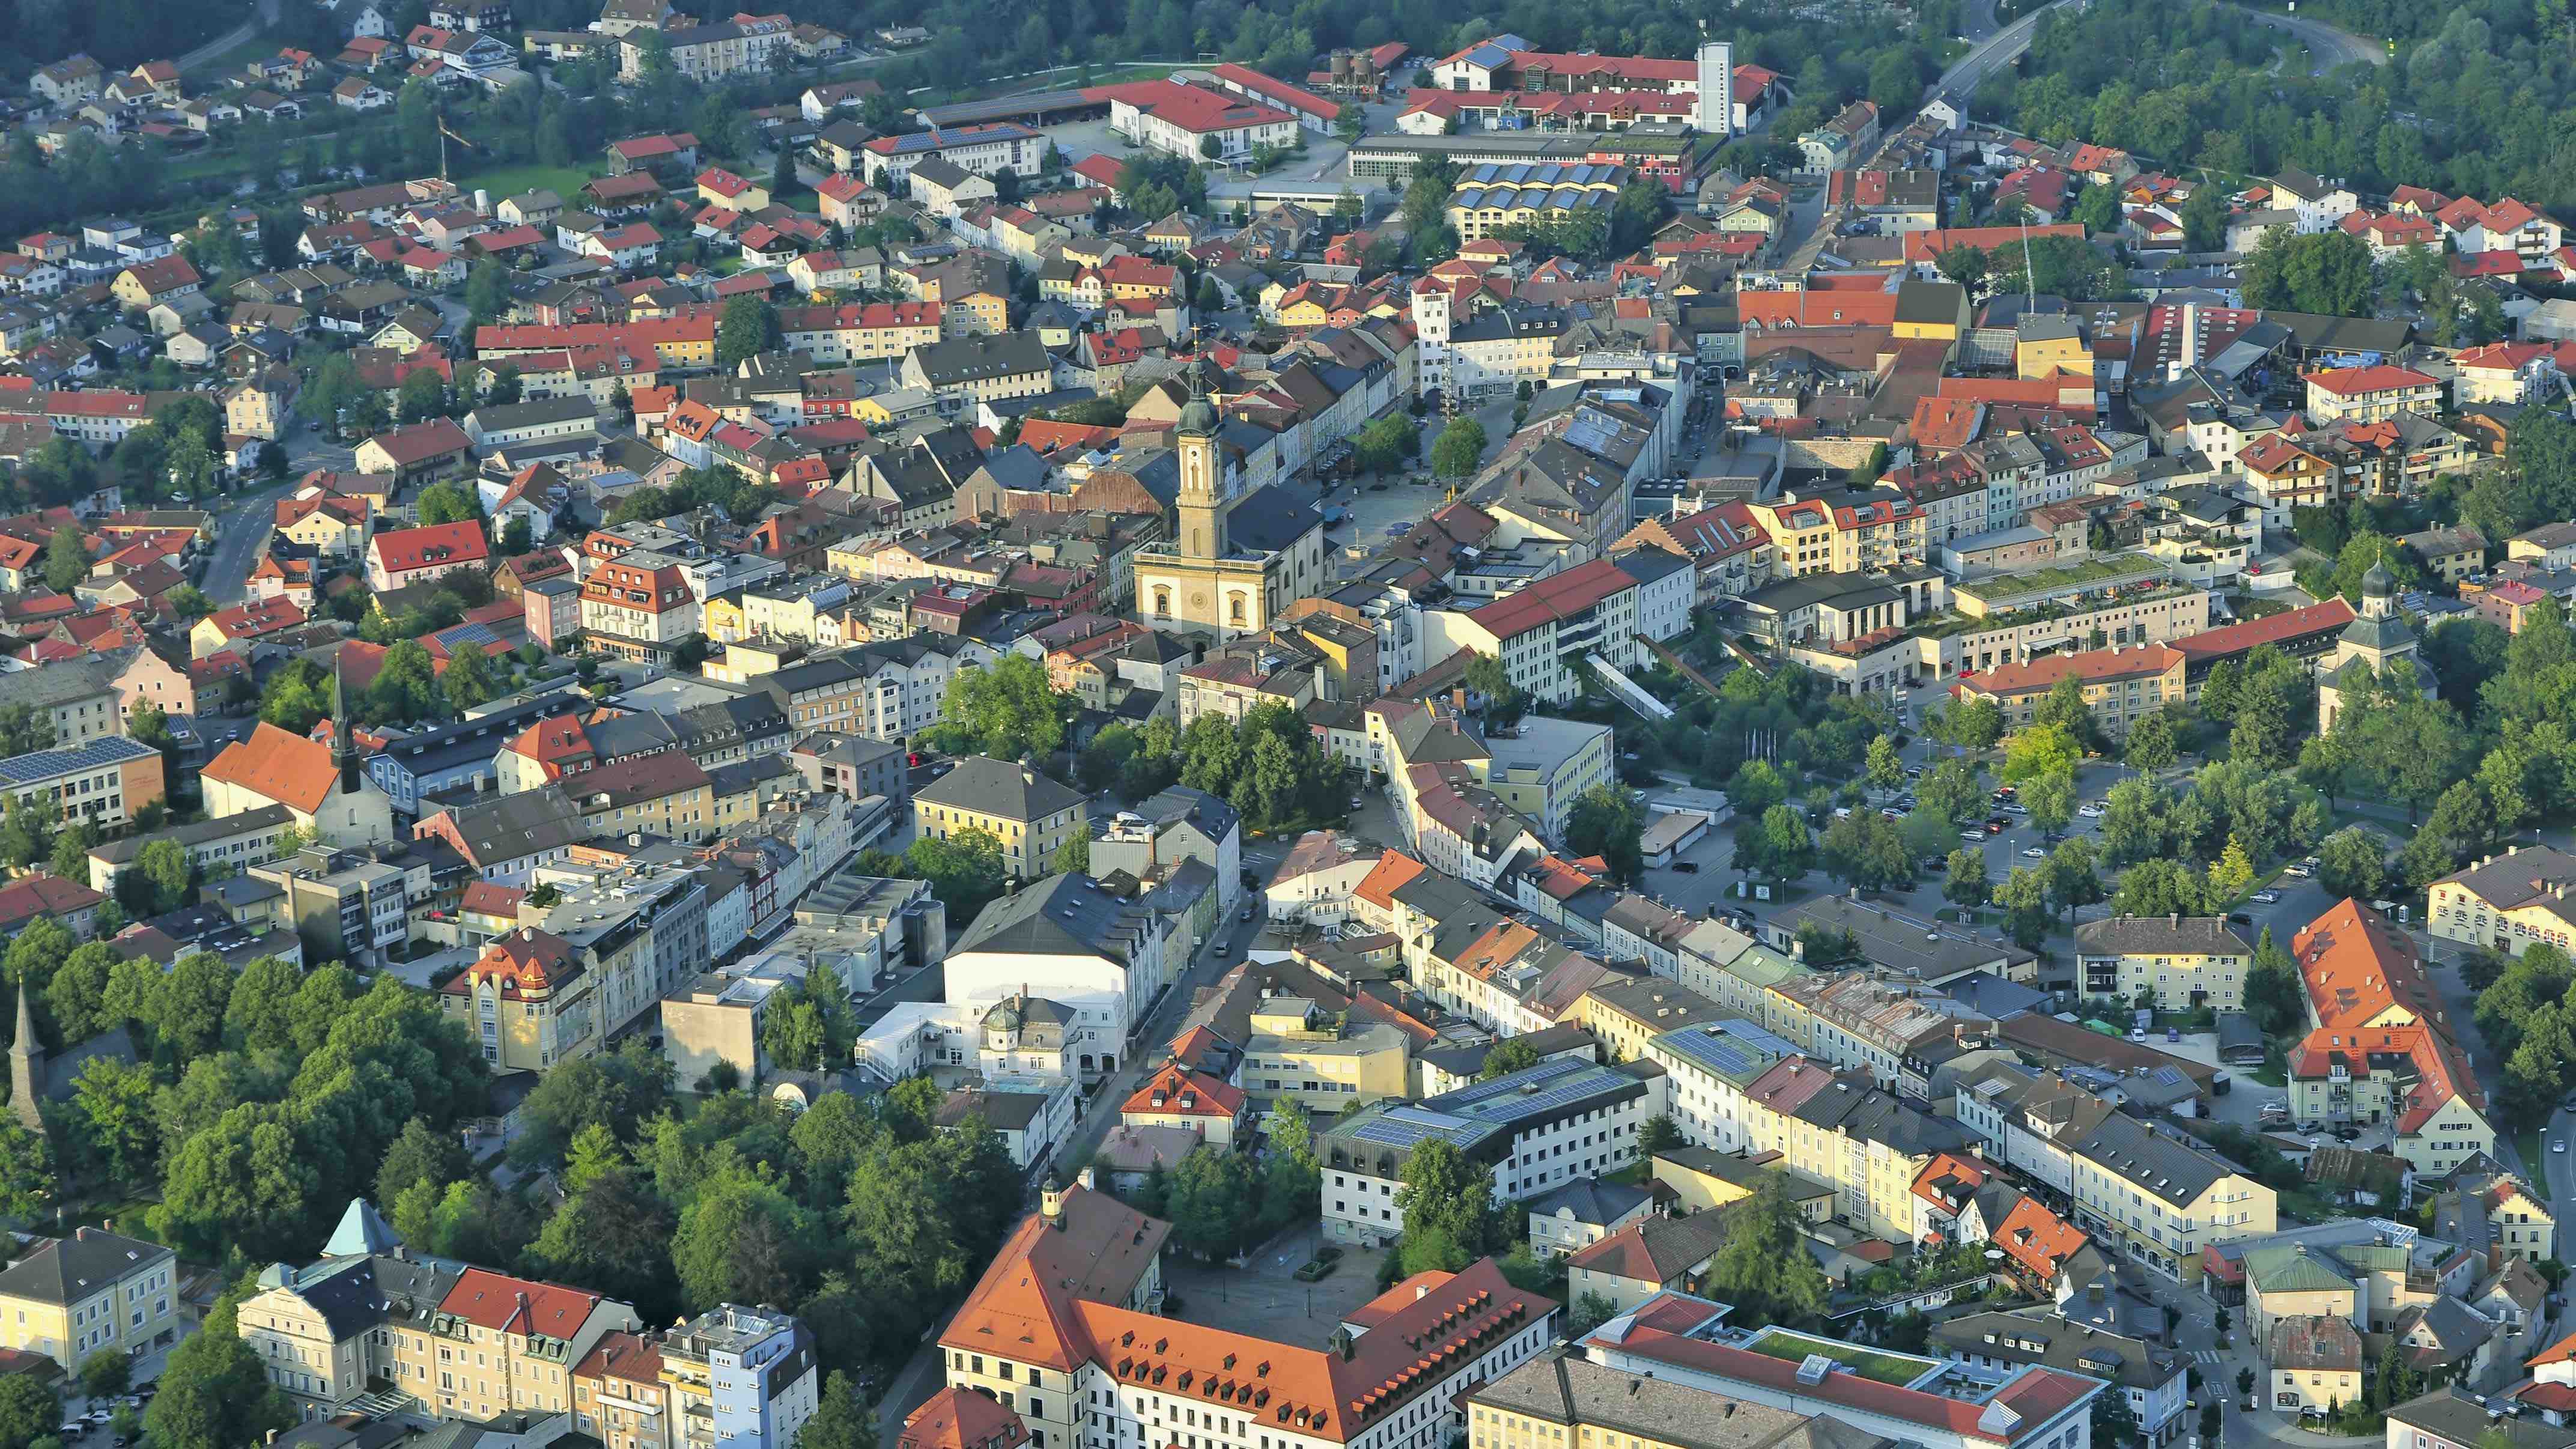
1235;996;1412;1111
2428;843;2576;959
2266;1316;2362;1415
910;756;1087;882
240;1200;643;1424
2073;914;2252;1011
0;1227;182;1372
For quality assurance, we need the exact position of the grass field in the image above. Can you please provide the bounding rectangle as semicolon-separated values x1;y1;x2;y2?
1743;1330;1929;1386
182;32;278;79
454;163;595;203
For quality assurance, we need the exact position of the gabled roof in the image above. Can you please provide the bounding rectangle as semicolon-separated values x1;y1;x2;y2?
202;721;339;815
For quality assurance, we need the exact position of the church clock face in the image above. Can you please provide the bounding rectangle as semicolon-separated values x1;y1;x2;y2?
1191;591;1208;609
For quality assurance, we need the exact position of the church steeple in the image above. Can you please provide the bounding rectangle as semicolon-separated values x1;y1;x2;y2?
331;656;363;794
9;986;43;1133
1174;366;1224;561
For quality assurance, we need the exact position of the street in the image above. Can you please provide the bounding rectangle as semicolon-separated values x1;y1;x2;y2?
199;475;300;605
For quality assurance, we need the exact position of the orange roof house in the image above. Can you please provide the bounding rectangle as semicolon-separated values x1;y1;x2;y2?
2288;899;2493;1170
1118;1062;1249;1144
901;1387;1028;1449
201;721;339;816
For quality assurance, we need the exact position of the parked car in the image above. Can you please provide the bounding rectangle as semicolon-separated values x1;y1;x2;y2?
2250;889;2281;904
2021;846;2046;859
1961;830;1986;843
1984;821;2005;835
1672;861;1700;873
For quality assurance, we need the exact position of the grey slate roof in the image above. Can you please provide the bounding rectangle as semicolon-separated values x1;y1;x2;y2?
915;755;1085;822
0;1227;169;1305
952;871;1161;961
433;784;586;867
2073;915;2250;957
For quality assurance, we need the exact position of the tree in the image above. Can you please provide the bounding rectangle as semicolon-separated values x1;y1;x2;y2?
1946;696;2004;751
1994;866;2052;949
145;1293;294;1449
0;1377;58;1449
1565;785;1646;886
40;527;85;593
440;642;498;713
2070;181;2122;235
1639;1113;1683;1152
2179;183;2228;254
2091;1379;2141;1449
795;1373;873;1449
672;1162;821;1311
2023;768;2077;836
416;481;479;525
904;827;1009;922
375;1114;471;1206
1165;1145;1263;1260
935;656;1065;761
2206;833;2257;904
1480;1038;1542;1080
2000;723;2081;785
0;706;55;758
2316;827;2387;902
1916;759;1985;825
1738;803;1814;882
77;1349;130;1402
2044;836;2106;920
367;640;439;724
0;1123;47;1223
1945;848;1991;908
1463;652;1530;729
2112;857;2207;918
1393;1139;1512;1267
1429;415;1487;478
1570;1292;1621;1337
1820;812;1916;892
717;295;783;369
1702;1172;1830;1328
1935;243;1988;294
1864;735;1905;794
67;1056;159;1191
2123;709;2179;772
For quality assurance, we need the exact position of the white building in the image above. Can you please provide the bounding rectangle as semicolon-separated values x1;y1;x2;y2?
938;872;1177;1075
663;1304;819;1449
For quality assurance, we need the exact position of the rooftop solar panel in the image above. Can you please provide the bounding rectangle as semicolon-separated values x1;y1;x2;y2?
0;735;156;789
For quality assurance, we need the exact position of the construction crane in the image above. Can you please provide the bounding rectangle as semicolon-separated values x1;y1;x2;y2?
435;117;481;184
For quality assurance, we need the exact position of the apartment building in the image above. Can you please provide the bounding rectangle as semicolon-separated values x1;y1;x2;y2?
912;757;1087;882
1950;644;2187;743
2289;899;2496;1175
660;1304;819;1449
2428;844;2576;958
1734;1057;1970;1240
0;734;165;827
241;1200;663;1426
0;1227;181;1372
1317;1057;1665;1247
2073;914;2253;1011
1954;1060;2276;1283
582;554;701;664
0;655;126;747
1232;994;1412;1111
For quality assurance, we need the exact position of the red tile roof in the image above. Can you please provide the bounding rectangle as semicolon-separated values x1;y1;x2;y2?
370;520;488;577
2303;364;2438;397
2170;597;2354;661
1119;1063;1246;1120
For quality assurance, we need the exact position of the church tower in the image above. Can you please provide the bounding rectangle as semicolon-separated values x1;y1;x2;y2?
1174;369;1226;561
10;988;43;1133
332;657;364;795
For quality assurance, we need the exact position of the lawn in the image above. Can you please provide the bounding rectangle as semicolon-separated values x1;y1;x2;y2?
1743;1329;1928;1387
455;163;595;204
2520;1126;2548;1174
182;32;278;79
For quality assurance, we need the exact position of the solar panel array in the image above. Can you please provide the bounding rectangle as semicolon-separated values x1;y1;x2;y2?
1346;1104;1475;1150
0;735;155;789
1653;1019;1799;1079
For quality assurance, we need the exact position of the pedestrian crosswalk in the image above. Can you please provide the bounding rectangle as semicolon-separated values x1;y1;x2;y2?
2191;1350;2225;1365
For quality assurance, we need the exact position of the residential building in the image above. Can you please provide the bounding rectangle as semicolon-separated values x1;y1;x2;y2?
912;757;1087;882
1316;1056;1665;1246
0;735;165;827
1949;645;2187;743
660;1304;819;1449
2288;899;2496;1176
1930;1311;2186;1448
2428;844;2576;958
0;1227;181;1372
2073;915;2253;1011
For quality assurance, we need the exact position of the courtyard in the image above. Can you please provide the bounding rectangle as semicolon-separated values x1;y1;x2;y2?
1161;1232;1394;1347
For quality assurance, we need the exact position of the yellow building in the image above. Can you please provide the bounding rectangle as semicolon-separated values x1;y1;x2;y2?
1952;644;2188;744
1744;495;1833;577
570;750;716;840
2428;843;2576;958
911;755;1087;882
2073;914;2252;1011
2014;316;2095;380
1445;163;1628;243
1890;280;1969;342
1235;996;1412;1111
1567;979;1727;1065
1736;1064;1954;1241
440;928;589;1074
1483;715;1615;846
1651;1147;1835;1220
2065;1113;2277;1284
0;1227;182;1372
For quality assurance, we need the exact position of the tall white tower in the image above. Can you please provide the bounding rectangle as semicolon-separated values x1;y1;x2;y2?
1694;40;1734;136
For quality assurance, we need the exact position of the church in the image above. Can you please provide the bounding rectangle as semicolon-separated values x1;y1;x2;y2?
200;666;396;846
2316;560;2437;732
1130;383;1326;644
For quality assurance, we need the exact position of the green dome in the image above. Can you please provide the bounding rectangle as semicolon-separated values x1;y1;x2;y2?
1177;396;1220;436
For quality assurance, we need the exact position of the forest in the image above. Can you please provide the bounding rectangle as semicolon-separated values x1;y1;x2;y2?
1982;0;2576;212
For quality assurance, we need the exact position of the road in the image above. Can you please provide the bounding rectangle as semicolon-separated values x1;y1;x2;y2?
1928;0;2079;104
2238;5;2389;71
199;475;299;605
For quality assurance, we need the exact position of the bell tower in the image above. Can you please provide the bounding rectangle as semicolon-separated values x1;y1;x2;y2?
1174;368;1225;561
